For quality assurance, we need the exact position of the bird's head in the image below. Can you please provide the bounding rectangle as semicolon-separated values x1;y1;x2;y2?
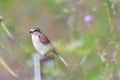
29;27;41;34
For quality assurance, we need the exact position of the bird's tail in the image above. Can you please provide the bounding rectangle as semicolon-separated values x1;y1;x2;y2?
53;50;68;67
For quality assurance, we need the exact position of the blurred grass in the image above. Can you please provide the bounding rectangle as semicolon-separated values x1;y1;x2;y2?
0;0;120;80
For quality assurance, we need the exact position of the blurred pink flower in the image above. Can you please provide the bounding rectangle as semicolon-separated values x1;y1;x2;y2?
84;15;93;25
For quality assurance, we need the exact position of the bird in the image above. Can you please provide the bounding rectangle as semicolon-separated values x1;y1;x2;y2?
29;27;68;67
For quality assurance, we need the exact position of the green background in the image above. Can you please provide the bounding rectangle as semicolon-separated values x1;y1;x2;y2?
0;0;120;80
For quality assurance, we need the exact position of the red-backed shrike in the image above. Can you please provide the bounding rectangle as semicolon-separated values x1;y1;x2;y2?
29;27;68;67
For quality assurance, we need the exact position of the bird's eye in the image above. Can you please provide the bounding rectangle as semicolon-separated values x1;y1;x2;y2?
34;29;37;31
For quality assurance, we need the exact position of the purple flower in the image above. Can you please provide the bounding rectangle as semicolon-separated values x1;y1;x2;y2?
84;15;94;25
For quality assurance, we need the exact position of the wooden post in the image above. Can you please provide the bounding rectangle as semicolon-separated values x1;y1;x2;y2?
33;54;42;80
33;53;56;80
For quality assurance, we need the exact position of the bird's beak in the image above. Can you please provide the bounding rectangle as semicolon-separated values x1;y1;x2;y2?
29;31;32;34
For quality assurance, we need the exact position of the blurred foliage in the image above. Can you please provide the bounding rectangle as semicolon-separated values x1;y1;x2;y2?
0;0;120;80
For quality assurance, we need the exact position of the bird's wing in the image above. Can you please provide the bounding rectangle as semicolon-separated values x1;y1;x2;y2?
38;33;50;45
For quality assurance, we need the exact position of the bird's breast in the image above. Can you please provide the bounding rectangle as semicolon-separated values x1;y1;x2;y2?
32;35;52;55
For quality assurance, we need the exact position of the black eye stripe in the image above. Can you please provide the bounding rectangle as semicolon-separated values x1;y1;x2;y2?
35;29;37;31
